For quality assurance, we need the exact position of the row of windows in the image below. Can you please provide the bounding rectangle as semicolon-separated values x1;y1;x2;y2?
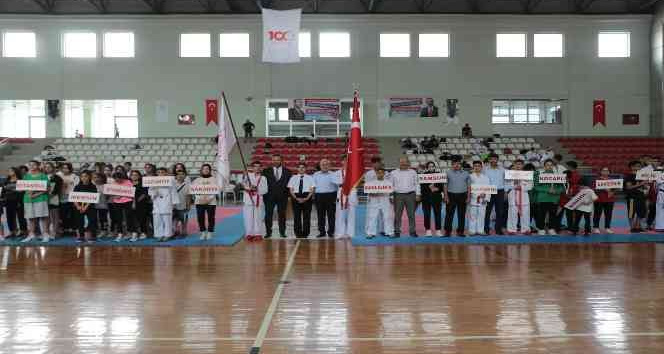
0;30;631;59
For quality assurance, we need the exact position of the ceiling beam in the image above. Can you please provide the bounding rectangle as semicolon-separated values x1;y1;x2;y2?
413;0;433;12
640;0;664;9
140;0;167;13
196;0;220;12
84;0;108;13
575;0;598;12
312;0;321;12
467;0;480;12
29;0;57;13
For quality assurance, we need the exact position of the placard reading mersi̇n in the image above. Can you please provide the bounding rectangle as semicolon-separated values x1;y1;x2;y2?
417;173;447;184
363;182;394;194
189;184;221;195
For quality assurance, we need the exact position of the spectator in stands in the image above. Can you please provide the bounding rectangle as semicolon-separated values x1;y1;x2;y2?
75;129;83;138
391;157;420;238
420;161;443;237
552;154;567;174
483;153;506;235
313;159;338;238
401;137;416;150
526;148;540;162
243;119;255;142
420;98;439;117
114;123;120;139
288;162;315;239
592;167;616;234
624;160;647;233
444;156;471;237
540;148;554;163
533;159;565;235
461;123;473;138
263;154;291;238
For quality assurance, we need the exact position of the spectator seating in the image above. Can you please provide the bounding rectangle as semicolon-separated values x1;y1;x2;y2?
559;137;664;174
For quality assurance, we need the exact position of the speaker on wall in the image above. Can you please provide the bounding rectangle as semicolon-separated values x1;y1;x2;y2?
47;99;60;119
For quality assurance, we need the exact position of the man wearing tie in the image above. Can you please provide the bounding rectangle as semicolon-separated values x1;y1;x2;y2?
313;159;338;238
419;98;439;117
288;163;315;238
390;157;421;237
263;154;292;238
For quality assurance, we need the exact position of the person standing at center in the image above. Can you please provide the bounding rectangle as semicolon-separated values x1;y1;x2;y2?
263;154;291;238
288;162;315;238
313;159;338;238
444;156;471;237
483;153;505;235
391;157;421;238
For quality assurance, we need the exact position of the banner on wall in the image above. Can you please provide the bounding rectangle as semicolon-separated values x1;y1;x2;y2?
622;114;639;125
262;8;302;63
177;114;195;125
205;99;218;125
288;98;340;121
378;97;443;119
593;100;606;127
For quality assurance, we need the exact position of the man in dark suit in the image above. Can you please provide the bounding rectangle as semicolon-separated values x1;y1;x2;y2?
420;98;439;117
263;154;292;238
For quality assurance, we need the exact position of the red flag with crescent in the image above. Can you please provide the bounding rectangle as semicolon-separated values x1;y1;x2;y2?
593;100;606;127
341;90;364;208
206;99;218;125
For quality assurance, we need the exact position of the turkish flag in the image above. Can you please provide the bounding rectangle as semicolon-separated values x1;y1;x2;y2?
206;99;218;125
593;100;606;127
341;90;364;209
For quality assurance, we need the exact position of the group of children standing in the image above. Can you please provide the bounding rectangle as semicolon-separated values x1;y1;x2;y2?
0;161;219;243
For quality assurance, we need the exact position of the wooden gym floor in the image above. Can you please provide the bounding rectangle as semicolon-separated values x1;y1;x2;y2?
1;241;664;353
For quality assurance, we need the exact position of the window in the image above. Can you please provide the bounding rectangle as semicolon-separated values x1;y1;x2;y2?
63;32;97;58
496;33;526;58
103;32;134;57
319;32;350;58
179;33;211;57
0;100;45;138
380;33;410;58
64;100;138;138
491;99;562;124
2;32;36;58
418;33;449;58
63;100;85;138
219;33;250;57
598;31;630;58
299;32;311;58
534;33;563;57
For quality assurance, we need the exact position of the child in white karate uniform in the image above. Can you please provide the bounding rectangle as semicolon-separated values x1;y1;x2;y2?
655;177;664;232
365;168;394;238
242;161;268;241
335;155;359;239
506;159;532;234
469;161;490;236
148;167;179;242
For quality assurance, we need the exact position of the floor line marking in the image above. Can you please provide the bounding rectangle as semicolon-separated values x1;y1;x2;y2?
250;240;301;353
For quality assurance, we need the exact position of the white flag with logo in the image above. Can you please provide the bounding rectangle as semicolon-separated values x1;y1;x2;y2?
217;97;236;188
262;8;302;63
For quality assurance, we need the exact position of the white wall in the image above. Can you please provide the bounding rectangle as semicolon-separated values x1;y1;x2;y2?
0;14;652;138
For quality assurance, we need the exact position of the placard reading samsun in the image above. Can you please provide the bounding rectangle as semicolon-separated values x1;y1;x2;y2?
636;170;663;181
363;182;394;194
142;176;174;187
103;184;136;197
69;192;100;203
190;184;221;195
417;173;447;184
595;179;624;190
471;185;498;195
505;170;533;181
17;180;47;191
538;173;567;184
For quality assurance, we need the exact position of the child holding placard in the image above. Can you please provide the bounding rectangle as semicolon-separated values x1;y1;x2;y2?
192;164;218;240
173;170;191;238
468;161;490;236
109;172;134;242
624;161;648;233
592;167;616;234
130;170;150;241
57;162;80;236
93;172;109;238
43;162;63;238
365;168;394;239
533;159;565;235
148;167;179;242
505;159;532;235
22;160;50;243
73;170;98;242
564;183;598;236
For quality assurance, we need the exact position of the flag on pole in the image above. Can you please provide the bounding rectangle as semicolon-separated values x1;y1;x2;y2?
262;8;302;63
217;96;236;188
341;90;364;208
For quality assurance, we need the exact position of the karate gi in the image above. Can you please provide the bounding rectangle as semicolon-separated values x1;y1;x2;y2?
335;169;359;238
149;184;179;239
243;173;268;237
506;179;532;234
365;180;394;236
469;173;490;235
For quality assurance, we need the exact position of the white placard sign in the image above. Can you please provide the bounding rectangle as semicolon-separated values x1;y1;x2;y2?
595;179;623;190
363;182;394;194
69;192;100;203
471;184;498;195
103;184;136;197
17;180;47;191
417;173;447;184
142;176;174;187
190;184;221;195
538;173;567;184
636;170;663;181
505;170;533;181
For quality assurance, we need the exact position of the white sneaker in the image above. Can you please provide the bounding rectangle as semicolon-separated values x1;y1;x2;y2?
129;235;138;242
199;232;206;240
548;229;557;235
605;228;614;234
424;230;432;237
41;234;51;242
114;234;124;242
206;231;213;240
139;233;147;240
22;234;36;243
434;230;442;237
537;230;546;236
592;228;601;234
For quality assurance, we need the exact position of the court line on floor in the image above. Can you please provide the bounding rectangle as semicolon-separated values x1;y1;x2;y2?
11;331;664;343
249;239;301;354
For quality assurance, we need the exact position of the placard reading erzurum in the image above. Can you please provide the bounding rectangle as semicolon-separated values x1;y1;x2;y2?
142;176;174;187
17;180;48;191
190;184;221;195
417;173;447;184
470;185;498;195
69;192;100;203
538;173;567;184
103;184;136;197
595;179;623;190
363;182;394;194
505;170;534;181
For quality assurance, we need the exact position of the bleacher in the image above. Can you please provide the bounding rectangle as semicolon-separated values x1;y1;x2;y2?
251;137;381;169
560;137;664;174
404;137;541;169
53;137;217;171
